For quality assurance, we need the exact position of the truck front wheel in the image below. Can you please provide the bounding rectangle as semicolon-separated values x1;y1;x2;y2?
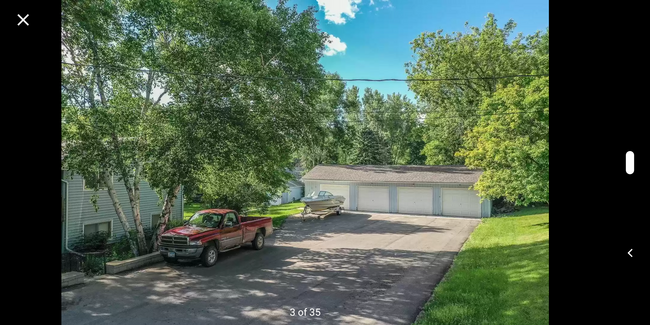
252;232;265;250
201;245;218;267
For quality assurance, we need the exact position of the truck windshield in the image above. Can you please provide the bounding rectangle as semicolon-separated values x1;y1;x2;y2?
188;212;223;228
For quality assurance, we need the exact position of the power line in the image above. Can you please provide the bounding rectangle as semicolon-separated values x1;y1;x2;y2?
61;62;548;82
324;110;545;123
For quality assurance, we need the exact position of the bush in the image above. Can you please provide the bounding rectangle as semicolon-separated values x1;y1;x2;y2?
100;218;187;263
107;234;136;262
74;231;110;252
83;254;105;276
491;197;518;215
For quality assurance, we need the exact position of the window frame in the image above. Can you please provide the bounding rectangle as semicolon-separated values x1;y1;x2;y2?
82;218;114;239
224;212;239;228
151;212;162;230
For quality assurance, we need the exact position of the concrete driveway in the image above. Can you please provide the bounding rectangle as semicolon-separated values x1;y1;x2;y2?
62;212;479;325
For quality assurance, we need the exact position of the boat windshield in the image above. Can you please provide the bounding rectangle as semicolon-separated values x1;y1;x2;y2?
318;191;333;197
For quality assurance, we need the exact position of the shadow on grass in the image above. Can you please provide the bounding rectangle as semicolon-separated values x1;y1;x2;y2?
415;239;549;325
531;222;549;229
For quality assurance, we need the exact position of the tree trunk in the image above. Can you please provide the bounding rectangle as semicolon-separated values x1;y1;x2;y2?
152;184;181;252
125;164;148;255
104;172;139;257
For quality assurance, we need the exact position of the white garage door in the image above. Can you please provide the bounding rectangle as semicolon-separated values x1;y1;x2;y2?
398;187;433;215
442;188;481;218
357;186;390;212
319;184;350;209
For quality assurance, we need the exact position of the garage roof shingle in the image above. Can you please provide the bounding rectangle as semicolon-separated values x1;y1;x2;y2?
302;165;482;184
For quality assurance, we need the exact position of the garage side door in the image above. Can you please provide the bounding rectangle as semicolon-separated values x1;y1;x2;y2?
397;187;433;215
288;187;302;202
319;184;350;209
442;188;481;218
357;186;390;212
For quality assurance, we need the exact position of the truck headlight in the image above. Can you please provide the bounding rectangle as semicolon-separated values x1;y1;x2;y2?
189;240;202;246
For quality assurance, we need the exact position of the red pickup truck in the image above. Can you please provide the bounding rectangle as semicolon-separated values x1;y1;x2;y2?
159;209;273;267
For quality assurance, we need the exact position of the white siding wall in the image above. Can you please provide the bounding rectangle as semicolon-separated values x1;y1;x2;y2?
304;180;491;217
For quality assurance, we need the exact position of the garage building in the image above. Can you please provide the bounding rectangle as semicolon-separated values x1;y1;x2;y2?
302;165;491;218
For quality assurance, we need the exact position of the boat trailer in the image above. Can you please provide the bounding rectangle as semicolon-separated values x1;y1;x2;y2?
300;205;343;221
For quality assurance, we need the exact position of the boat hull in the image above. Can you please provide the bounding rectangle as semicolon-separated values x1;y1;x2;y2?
300;196;345;212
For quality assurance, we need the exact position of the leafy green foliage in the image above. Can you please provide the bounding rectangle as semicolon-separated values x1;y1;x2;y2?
406;14;549;165
297;82;425;167
458;78;549;205
351;127;392;165
83;254;106;277
74;231;110;252
197;166;292;213
63;0;329;251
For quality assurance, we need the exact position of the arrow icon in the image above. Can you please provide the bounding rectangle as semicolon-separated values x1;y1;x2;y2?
628;249;633;257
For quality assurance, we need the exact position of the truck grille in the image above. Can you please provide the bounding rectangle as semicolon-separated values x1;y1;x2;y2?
161;235;189;246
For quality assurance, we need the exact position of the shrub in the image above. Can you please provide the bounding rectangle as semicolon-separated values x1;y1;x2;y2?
103;218;187;263
107;234;136;262
491;198;518;215
83;254;105;276
74;231;110;252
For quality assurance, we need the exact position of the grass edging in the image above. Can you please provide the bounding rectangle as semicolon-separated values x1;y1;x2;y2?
413;207;549;325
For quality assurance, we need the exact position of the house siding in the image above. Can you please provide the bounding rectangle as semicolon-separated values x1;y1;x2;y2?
62;171;183;248
304;180;491;217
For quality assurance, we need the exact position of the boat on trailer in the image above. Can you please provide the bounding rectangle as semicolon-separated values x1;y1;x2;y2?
300;191;345;220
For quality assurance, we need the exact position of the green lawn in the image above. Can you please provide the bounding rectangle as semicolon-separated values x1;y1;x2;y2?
247;202;304;228
183;202;209;220
183;201;304;228
414;207;549;325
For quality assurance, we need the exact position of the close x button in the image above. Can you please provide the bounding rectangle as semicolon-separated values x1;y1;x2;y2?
17;14;29;26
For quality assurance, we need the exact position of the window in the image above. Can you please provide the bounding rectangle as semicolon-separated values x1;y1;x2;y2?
224;212;238;227
188;212;223;228
318;191;333;197
84;221;112;238
83;173;110;191
151;214;162;230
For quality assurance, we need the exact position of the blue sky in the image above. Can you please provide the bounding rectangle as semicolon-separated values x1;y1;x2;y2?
266;0;549;100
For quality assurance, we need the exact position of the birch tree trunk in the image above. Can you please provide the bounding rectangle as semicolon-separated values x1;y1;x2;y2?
152;184;181;252
124;165;148;255
103;172;139;257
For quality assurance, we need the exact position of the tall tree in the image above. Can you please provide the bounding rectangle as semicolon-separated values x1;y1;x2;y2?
61;0;174;256
146;0;328;249
62;0;329;253
406;14;549;165
296;73;348;168
362;88;386;133
457;77;549;205
341;85;363;163
379;93;420;164
351;127;392;165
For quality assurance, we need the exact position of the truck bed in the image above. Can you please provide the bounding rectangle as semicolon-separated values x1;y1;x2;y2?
241;216;270;223
240;216;273;243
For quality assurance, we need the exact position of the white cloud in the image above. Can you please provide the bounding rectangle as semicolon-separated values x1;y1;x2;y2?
323;34;347;56
370;0;375;5
316;0;362;24
375;0;392;11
